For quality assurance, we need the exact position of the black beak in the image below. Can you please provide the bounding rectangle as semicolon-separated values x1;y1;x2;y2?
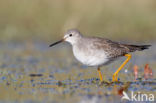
49;39;64;47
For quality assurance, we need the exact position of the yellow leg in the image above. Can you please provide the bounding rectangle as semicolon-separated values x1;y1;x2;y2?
112;54;131;82
97;67;103;82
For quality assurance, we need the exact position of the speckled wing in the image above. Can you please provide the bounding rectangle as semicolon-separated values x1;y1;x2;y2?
91;37;128;58
91;37;151;59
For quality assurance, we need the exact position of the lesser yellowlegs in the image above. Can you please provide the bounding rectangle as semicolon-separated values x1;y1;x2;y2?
49;29;151;82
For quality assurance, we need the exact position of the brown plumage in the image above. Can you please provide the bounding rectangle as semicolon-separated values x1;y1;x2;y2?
89;37;151;58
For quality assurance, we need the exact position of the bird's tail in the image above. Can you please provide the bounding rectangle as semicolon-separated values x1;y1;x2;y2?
124;44;151;52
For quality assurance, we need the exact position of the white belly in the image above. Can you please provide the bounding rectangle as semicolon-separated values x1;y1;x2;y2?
73;47;109;67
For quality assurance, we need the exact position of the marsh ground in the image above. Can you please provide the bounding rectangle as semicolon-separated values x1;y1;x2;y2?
0;42;155;103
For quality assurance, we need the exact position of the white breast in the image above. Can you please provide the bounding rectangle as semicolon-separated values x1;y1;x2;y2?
72;46;109;67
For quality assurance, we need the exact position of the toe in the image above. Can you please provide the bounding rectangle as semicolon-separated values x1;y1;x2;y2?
112;73;118;82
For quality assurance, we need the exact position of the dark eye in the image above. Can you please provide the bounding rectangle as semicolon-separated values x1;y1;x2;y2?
69;34;72;37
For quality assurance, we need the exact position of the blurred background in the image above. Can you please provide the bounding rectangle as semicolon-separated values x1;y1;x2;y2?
0;0;156;103
0;0;156;42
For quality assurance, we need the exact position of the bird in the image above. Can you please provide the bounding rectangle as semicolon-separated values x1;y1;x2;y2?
49;29;151;82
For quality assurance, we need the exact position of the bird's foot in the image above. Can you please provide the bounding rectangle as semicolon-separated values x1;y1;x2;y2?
112;73;118;82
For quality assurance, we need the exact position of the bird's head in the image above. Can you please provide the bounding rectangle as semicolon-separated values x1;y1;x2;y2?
49;29;82;47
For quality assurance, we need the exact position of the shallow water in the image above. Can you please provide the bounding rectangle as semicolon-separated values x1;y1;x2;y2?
0;42;155;103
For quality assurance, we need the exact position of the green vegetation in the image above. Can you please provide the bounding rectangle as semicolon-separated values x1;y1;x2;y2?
0;0;156;42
